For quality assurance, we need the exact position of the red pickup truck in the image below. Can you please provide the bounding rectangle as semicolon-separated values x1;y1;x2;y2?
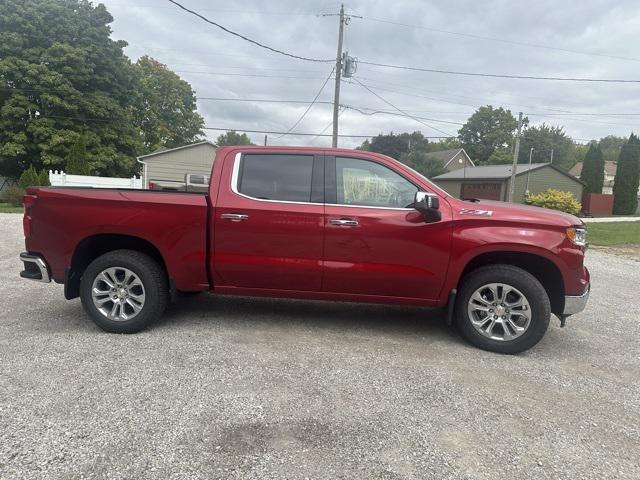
19;146;590;353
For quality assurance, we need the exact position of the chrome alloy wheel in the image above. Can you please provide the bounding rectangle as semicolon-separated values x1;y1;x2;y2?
91;267;146;321
467;283;532;341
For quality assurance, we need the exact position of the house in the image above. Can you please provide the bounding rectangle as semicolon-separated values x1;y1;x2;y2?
425;148;475;171
136;141;216;190
432;163;584;203
568;161;617;194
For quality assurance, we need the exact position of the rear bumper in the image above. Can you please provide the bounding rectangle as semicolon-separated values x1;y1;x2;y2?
562;283;589;316
19;252;51;283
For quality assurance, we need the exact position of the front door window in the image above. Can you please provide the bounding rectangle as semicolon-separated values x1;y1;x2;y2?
336;157;418;208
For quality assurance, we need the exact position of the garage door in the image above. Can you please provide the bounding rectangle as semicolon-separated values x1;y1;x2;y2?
461;183;502;201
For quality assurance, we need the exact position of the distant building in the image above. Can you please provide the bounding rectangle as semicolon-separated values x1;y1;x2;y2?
432;163;584;203
137;141;216;190
425;148;475;172
568;161;617;194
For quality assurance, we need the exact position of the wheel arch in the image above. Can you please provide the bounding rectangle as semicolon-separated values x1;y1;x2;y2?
65;234;169;300
458;251;565;315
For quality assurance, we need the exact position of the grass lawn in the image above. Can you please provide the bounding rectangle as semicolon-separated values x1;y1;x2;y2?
0;202;23;214
587;221;640;246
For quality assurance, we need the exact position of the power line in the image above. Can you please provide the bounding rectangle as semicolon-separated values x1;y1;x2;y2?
166;0;333;63
341;80;640;124
196;97;336;106
352;78;456;136
358;60;640;83
6;87;639;127
525;112;640;117
276;67;335;138
13;112;456;138
361;16;640;63
174;70;334;80
108;3;319;16
309;108;345;144
342;105;464;126
525;113;640;128
202;127;452;139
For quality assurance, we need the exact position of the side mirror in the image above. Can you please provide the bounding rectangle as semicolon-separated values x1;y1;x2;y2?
414;191;441;222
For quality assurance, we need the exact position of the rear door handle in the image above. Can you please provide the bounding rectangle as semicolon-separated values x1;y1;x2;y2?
330;218;358;227
221;213;249;222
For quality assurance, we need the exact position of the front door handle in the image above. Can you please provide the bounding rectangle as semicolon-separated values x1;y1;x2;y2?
221;213;249;222
330;218;358;227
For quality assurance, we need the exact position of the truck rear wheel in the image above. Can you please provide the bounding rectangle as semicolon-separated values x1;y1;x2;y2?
80;249;168;333
454;265;551;354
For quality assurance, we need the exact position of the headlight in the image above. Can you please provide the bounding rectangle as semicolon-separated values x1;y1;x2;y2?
566;227;587;247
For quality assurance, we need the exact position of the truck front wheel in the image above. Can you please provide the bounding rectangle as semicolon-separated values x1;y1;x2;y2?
455;265;551;354
80;250;168;333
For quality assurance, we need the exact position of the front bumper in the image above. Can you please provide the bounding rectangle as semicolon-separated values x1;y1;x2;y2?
19;252;51;283
562;283;590;316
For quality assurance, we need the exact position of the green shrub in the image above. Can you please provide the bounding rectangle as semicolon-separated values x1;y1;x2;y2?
38;168;50;186
1;185;26;207
17;166;50;188
526;189;581;215
18;166;39;188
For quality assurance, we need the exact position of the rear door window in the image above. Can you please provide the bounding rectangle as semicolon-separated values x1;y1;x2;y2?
238;154;314;202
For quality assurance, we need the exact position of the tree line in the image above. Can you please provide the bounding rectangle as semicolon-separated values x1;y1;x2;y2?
0;0;204;179
358;106;640;214
2;2;637;213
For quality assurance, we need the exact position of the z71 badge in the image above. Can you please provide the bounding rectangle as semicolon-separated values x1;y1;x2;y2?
459;208;493;217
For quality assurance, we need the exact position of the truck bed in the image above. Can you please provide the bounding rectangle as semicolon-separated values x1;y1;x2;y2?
24;186;210;291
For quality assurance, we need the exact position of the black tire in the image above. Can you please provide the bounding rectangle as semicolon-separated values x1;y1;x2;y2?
80;249;168;333
454;265;551;354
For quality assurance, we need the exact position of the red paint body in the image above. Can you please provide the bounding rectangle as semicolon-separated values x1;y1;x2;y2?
23;146;589;308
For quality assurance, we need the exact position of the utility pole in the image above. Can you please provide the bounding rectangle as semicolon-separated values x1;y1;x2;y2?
264;134;267;146
550;149;554;164
525;147;534;196
331;4;345;148
508;111;523;202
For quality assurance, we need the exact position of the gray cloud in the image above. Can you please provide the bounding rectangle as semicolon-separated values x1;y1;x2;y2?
102;0;640;148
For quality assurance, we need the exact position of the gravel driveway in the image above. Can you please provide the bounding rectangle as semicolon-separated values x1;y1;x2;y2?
1;212;638;479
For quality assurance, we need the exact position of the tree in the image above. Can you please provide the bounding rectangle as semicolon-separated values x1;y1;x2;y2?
598;135;626;163
18;166;40;189
486;147;513;165
0;1;205;179
215;131;254;147
567;143;588;168
0;0;142;178
458;106;522;165
132;56;204;154
360;132;411;159
66;133;91;175
519;124;574;169
580;143;604;194
18;165;49;188
427;138;462;152
399;147;447;178
612;133;640;215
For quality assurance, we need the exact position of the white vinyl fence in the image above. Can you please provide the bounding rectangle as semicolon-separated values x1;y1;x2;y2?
49;170;143;189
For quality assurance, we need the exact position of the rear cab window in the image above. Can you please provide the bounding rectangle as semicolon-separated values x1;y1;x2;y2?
235;153;323;203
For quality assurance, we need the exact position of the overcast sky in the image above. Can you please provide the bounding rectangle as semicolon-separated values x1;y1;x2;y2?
100;0;640;149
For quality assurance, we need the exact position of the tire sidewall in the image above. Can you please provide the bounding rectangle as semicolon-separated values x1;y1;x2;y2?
455;266;551;354
80;251;166;333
